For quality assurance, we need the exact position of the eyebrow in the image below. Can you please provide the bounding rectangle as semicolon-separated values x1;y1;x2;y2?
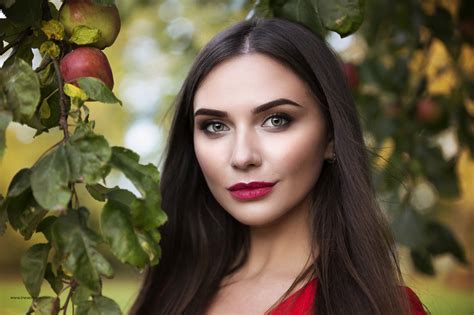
193;98;303;118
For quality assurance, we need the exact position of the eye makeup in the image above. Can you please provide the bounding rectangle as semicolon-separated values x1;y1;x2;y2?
197;112;294;135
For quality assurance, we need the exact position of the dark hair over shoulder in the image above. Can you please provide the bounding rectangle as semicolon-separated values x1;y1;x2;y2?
130;17;411;315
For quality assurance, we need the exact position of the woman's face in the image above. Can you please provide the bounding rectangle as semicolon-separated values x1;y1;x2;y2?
193;53;333;227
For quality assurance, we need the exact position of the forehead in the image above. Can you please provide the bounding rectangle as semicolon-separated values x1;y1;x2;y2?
193;53;316;111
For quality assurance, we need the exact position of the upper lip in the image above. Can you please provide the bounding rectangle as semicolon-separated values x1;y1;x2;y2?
227;181;277;191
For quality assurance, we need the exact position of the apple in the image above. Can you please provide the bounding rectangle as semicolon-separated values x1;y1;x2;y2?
59;0;121;49
342;62;359;89
60;47;114;90
415;98;443;124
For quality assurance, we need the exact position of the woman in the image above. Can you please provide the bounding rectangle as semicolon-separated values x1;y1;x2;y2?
130;17;427;314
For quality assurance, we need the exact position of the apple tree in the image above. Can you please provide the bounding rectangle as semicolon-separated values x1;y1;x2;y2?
1;0;166;314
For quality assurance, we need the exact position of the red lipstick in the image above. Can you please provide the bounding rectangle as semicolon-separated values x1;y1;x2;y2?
227;181;276;200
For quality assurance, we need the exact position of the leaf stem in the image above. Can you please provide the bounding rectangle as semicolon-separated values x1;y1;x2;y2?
51;57;70;142
34;55;52;73
62;279;77;315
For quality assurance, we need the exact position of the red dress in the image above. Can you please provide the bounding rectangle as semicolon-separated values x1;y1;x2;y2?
269;278;426;314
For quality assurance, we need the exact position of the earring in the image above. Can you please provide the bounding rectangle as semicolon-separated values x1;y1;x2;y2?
327;152;336;164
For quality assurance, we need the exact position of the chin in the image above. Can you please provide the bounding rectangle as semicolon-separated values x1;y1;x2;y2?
228;207;286;227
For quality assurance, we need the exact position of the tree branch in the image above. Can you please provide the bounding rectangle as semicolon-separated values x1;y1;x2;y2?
51;57;70;141
0;28;30;56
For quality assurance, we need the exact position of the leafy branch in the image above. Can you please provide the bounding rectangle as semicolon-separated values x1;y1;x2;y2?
0;0;166;314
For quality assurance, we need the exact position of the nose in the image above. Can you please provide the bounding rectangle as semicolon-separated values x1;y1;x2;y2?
230;128;262;170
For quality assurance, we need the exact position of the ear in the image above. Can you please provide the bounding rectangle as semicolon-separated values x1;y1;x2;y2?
323;137;334;160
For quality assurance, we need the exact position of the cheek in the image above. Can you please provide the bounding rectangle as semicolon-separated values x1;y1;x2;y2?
193;136;224;185
268;127;327;189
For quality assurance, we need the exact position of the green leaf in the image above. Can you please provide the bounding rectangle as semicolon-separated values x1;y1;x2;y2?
3;41;35;67
273;0;326;36
70;25;101;45
72;284;93;305
86;183;116;202
109;146;167;230
39;89;62;129
76;77;122;105
48;2;59;20
20;243;50;298
101;199;153;268
415;144;460;198
0;0;16;9
36;216;58;243
246;0;273;19
410;248;435;275
5;168;50;240
2;0;42;28
0;17;23;42
316;0;365;37
33;296;60;315
76;295;122;315
0;111;12;160
106;188;137;206
66;125;112;184
1;58;41;123
51;208;114;293
109;147;160;197
390;208;426;248
136;228;161;265
426;220;468;264
6;189;47;240
31;144;71;210
7;168;31;198
44;263;63;295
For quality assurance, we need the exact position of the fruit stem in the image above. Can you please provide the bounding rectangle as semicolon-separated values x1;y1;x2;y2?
52;57;70;141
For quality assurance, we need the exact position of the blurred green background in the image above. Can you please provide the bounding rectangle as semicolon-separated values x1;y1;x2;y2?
1;0;473;314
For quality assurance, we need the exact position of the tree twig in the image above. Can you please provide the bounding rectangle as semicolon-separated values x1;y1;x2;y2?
51;57;70;141
62;279;77;315
0;28;30;56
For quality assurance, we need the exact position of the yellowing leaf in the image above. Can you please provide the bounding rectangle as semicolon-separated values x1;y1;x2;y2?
41;19;64;41
39;98;51;120
69;25;101;45
459;44;474;79
426;39;457;95
39;41;60;58
64;83;88;101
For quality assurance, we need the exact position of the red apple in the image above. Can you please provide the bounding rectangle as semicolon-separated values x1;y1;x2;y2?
60;47;114;90
415;98;443;124
342;62;359;89
59;0;121;49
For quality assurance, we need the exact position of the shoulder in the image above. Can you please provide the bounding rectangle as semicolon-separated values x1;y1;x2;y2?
403;286;427;315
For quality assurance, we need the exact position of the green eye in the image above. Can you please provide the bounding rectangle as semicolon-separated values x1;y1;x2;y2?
207;122;227;133
262;113;292;128
199;121;229;134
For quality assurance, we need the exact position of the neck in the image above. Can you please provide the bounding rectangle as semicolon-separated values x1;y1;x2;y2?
237;195;317;283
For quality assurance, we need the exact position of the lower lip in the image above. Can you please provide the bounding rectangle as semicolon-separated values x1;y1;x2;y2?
229;186;274;200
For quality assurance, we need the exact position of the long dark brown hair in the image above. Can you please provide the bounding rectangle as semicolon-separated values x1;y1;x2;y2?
130;17;412;315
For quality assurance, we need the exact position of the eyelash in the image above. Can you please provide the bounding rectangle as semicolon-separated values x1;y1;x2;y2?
198;112;293;135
